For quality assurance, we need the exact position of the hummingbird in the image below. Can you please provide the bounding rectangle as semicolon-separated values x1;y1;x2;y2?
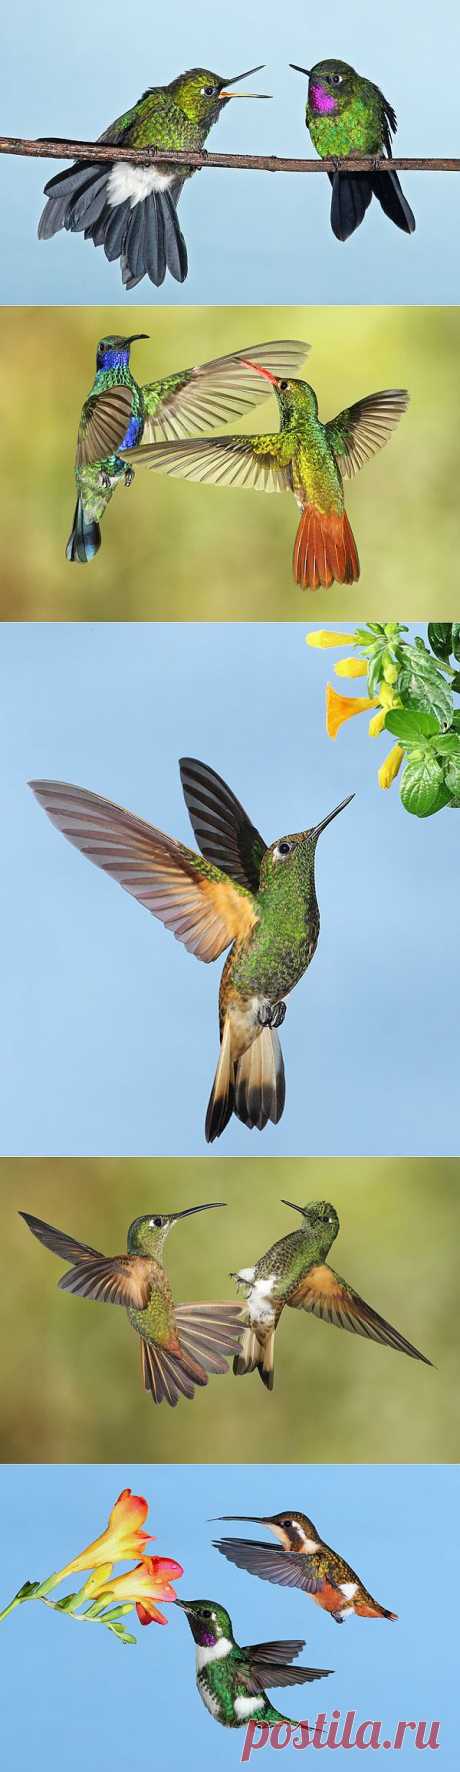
66;334;310;562
29;758;354;1142
213;1511;398;1626
125;365;409;589
290;59;416;242
174;1598;332;1729
38;66;270;288
20;1203;244;1407
230;1198;432;1389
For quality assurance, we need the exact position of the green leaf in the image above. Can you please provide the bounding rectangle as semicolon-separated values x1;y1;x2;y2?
453;711;460;731
445;753;460;798
398;664;453;729
452;623;460;664
400;754;450;817
385;708;441;741
427;622;453;660
367;652;385;696
434;732;460;756
450;672;460;694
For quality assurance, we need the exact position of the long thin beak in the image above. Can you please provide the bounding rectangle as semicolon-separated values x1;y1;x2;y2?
240;357;278;384
209;1515;267;1524
172;1202;226;1221
290;64;311;76
127;333;149;343
281;1199;306;1217
174;1597;192;1612
220;65;270;99
311;792;355;839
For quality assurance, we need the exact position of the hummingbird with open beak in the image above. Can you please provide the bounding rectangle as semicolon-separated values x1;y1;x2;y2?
29;758;354;1142
290;59;416;242
124;365;408;589
174;1598;332;1729
20;1203;244;1407
231;1198;431;1389
213;1510;398;1626
38;66;270;288
66;333;309;561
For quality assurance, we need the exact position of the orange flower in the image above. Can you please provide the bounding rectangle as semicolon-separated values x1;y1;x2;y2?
326;682;379;740
89;1555;184;1626
49;1489;152;1586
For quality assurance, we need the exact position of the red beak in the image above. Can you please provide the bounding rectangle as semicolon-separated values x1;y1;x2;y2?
240;357;278;385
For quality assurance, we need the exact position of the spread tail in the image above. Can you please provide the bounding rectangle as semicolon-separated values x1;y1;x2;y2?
233;1323;275;1391
329;168;415;241
39;161;187;287
141;1301;244;1405
206;1022;285;1142
293;505;360;589
66;496;101;564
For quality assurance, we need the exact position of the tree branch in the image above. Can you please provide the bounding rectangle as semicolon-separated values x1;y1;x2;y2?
0;136;458;173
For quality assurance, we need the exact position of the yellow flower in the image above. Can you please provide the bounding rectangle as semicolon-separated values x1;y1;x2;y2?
378;744;404;790
368;709;386;738
326;683;379;739
334;658;368;679
47;1489;152;1588
306;629;357;650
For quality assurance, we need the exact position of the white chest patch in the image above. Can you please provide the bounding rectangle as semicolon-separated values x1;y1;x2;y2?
234;1695;265;1721
248;1275;278;1326
107;162;175;210
196;1636;232;1669
235;1267;256;1285
197;1679;222;1719
339;1581;358;1600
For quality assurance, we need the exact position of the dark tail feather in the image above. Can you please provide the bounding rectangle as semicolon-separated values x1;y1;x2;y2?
234;1028;285;1131
38;163;108;239
233;1323;275;1391
65;496;101;564
140;1336;206;1407
329;170;373;241
122;190;188;289
371;168;415;234
205;1019;235;1143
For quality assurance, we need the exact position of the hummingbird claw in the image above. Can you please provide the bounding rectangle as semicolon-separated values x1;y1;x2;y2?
124;466;135;488
99;469;112;489
270;1001;287;1029
257;1001;286;1030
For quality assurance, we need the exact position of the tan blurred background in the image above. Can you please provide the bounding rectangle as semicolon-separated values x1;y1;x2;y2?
1;305;458;620
2;1156;457;1463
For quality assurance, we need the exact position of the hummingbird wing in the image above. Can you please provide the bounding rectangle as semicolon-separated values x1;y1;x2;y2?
214;1537;324;1594
179;757;266;891
325;390;409;479
241;1644;332;1689
76;385;135;467
288;1264;432;1364
142;341;309;443
20;1212;152;1307
119;430;294;491
29;781;258;963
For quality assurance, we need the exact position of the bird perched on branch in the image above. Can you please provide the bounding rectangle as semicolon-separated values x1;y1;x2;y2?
65;334;309;562
125;365;408;590
290;58;416;242
38;66;269;288
29;759;353;1141
213;1509;398;1626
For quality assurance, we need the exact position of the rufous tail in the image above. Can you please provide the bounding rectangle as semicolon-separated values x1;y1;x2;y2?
233;1323;275;1392
293;505;360;589
354;1600;398;1620
205;1021;285;1143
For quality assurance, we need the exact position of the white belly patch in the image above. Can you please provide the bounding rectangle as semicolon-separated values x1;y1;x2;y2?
248;1275;277;1326
339;1581;358;1600
107;163;175;209
234;1695;265;1721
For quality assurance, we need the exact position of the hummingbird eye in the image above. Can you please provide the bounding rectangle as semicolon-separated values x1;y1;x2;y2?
328;73;342;86
274;839;293;860
279;380;288;392
201;83;218;97
149;1215;163;1228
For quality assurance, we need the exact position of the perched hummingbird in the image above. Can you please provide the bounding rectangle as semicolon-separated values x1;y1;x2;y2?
66;334;309;562
230;1198;431;1389
29;759;354;1142
38;67;269;288
175;1598;332;1729
125;365;409;589
213;1511;398;1626
290;59;416;242
20;1203;244;1407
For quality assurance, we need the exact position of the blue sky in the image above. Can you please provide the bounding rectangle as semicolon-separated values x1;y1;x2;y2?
2;0;459;304
0;1464;456;1768
0;620;458;1156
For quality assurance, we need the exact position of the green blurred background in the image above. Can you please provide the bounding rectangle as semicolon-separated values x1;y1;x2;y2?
3;1156;457;1463
2;306;459;620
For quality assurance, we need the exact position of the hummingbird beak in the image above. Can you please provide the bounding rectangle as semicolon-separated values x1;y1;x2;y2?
126;333;149;343
209;1514;267;1524
311;792;355;839
240;358;278;385
220;65;271;99
173;1597;193;1612
171;1202;226;1222
281;1199;306;1217
289;64;311;76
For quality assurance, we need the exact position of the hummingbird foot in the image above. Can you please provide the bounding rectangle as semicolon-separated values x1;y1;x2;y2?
98;470;112;490
257;1001;286;1030
124;466;135;488
270;1001;287;1029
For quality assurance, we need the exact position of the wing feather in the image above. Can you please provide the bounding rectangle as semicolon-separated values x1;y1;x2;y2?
77;385;134;466
289;1264;431;1363
120;431;293;493
326;390;409;479
142;340;309;442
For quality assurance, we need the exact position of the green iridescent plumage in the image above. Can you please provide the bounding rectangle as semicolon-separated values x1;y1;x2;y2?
176;1598;331;1729
290;58;416;241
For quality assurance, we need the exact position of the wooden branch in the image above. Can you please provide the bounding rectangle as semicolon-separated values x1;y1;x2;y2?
0;136;458;174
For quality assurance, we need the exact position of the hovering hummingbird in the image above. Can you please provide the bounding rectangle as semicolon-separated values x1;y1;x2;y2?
29;759;354;1142
20;1203;244;1407
38;66;270;288
125;366;409;589
290;59;416;242
213;1511;398;1626
231;1198;431;1389
174;1598;332;1729
65;334;309;562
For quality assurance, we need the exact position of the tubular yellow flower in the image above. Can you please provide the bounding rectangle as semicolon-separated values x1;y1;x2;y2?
326;682;379;739
334;658;368;679
378;744;404;790
306;629;357;649
368;709;387;737
45;1489;152;1588
88;1555;184;1626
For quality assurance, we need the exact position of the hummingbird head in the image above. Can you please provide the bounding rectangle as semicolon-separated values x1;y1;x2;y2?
258;794;354;896
127;1201;226;1257
239;361;318;425
95;334;148;372
214;1510;321;1552
175;1598;234;1648
281;1198;340;1260
290;58;356;115
168;66;270;126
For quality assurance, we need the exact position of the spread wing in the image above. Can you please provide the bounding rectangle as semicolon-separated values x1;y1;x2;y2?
76;384;135;467
241;1642;331;1690
214;1537;323;1594
325;390;409;479
20;1212;151;1307
142;340;309;443
179;757;266;893
29;780;258;963
120;430;294;493
289;1264;432;1363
